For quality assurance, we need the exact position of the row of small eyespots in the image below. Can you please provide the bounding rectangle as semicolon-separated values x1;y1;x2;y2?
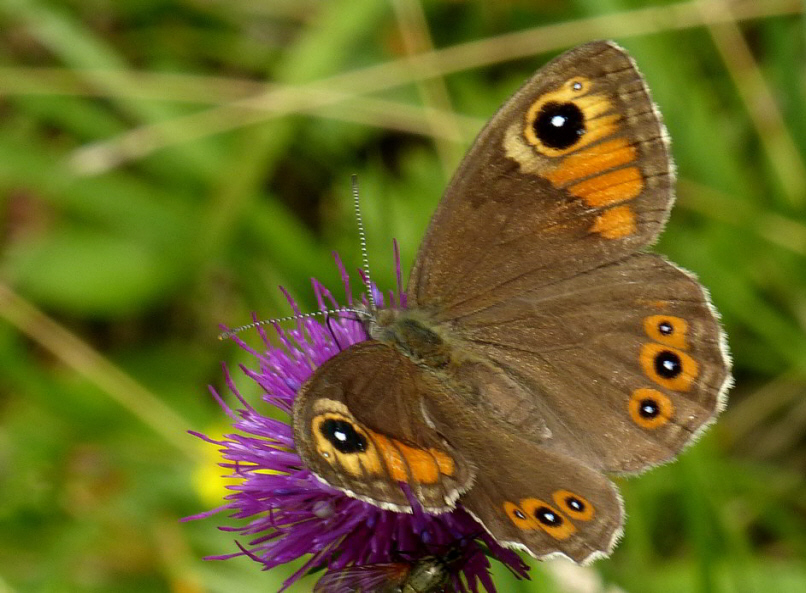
631;315;698;429
504;490;594;540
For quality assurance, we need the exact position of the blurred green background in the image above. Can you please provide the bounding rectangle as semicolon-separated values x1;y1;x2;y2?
1;1;805;592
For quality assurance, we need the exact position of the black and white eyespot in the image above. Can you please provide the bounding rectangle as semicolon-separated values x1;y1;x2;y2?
319;418;367;453
532;102;586;150
654;350;682;379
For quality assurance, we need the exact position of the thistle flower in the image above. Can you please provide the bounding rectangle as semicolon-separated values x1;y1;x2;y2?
188;252;530;592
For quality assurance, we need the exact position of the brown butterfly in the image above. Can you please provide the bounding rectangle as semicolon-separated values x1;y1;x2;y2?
292;41;732;563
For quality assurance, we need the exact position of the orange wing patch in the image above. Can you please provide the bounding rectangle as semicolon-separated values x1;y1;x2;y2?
372;433;408;481
590;205;636;239
544;138;637;186
374;434;455;483
311;412;455;485
567;166;643;207
503;76;648;240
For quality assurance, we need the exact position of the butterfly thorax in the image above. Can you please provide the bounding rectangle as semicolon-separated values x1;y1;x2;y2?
367;308;453;370
366;308;542;434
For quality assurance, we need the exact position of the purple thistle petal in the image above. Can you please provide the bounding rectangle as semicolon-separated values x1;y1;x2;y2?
189;250;531;591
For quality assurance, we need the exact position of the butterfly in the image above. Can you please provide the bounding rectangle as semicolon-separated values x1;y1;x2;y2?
314;544;469;593
292;40;732;563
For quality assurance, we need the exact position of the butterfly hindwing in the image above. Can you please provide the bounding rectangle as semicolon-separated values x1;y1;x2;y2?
420;393;623;564
451;253;731;474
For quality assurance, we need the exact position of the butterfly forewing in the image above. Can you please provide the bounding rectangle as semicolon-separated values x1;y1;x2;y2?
293;340;475;512
408;41;673;321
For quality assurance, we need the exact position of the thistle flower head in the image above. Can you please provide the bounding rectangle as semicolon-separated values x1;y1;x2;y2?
189;252;530;591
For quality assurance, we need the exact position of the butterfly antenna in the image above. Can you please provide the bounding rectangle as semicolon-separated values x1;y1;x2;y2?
352;174;376;311
218;308;363;340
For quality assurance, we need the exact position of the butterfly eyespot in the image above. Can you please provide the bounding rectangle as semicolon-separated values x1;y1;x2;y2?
319;418;367;453
310;408;457;486
655;350;681;378
553;490;595;521
629;388;673;429
311;413;385;478
569;78;587;92
640;343;699;391
520;498;576;539
535;506;562;526
643;315;690;349
530;101;586;150
513;79;619;161
640;400;660;417
504;501;539;530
